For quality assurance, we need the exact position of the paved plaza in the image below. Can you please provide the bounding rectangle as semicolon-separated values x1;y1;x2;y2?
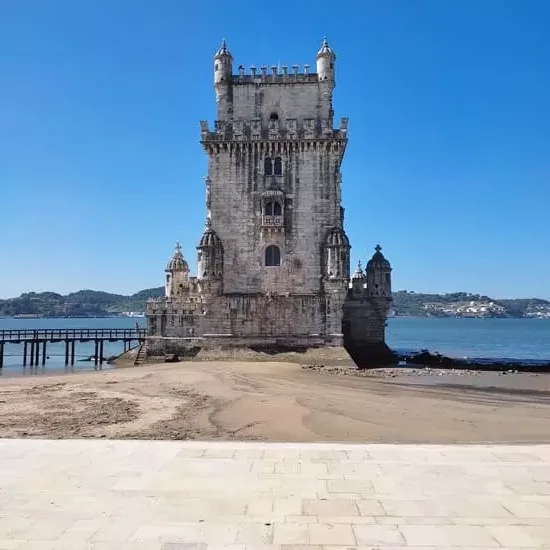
0;440;550;548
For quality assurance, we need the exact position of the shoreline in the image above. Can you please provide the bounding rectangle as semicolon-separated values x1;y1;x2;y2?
1;349;550;378
0;360;549;443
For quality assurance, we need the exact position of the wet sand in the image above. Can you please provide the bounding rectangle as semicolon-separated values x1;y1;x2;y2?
0;361;549;443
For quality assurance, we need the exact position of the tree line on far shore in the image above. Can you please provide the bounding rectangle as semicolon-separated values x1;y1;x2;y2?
0;288;548;319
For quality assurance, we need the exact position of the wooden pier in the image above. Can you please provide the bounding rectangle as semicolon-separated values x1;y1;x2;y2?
0;328;146;368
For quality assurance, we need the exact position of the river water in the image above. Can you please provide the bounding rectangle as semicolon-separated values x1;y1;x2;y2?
387;317;550;362
0;316;549;375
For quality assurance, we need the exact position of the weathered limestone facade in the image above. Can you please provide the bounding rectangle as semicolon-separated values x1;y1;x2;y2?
146;40;394;365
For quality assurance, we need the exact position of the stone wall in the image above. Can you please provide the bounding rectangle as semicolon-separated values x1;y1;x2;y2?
227;79;333;123
205;138;346;296
149;292;339;341
342;295;394;366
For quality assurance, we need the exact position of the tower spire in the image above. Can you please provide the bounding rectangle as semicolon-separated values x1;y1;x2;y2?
353;260;364;279
317;36;334;57
215;38;231;58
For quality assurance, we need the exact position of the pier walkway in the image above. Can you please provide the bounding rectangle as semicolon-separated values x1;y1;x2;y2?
0;328;146;367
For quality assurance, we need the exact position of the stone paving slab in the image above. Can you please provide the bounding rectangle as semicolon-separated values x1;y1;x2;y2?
0;440;550;549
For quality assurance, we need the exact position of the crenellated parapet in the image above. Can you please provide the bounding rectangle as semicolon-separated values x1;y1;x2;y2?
231;66;320;84
216;37;336;86
200;117;348;145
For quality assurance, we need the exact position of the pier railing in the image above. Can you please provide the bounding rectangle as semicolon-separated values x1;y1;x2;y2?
0;328;147;368
0;328;146;343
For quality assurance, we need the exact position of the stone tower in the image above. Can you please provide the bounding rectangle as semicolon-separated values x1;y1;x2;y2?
203;38;348;300
146;40;394;366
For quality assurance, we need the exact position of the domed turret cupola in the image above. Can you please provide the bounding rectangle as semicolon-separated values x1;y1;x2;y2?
214;39;233;85
323;227;350;281
366;245;392;298
165;241;189;297
166;241;188;272
316;37;336;83
197;227;224;280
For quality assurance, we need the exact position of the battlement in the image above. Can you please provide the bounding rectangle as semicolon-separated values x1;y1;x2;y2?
225;64;320;84
200;117;348;143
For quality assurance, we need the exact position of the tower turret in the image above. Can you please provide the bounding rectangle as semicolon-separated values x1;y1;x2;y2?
165;241;189;297
316;38;336;84
214;40;233;120
323;227;350;281
214;39;233;84
197;224;224;280
366;245;392;298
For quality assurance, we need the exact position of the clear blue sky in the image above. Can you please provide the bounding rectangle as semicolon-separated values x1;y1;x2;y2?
1;0;549;299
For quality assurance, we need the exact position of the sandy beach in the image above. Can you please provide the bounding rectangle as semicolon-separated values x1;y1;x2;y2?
1;361;550;443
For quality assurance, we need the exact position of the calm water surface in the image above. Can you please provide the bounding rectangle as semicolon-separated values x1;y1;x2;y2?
0;317;145;375
387;317;550;361
0;316;549;375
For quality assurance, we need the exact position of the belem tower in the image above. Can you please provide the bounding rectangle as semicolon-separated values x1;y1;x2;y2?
146;39;394;366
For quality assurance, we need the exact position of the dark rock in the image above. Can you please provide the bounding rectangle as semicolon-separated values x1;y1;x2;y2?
401;350;550;373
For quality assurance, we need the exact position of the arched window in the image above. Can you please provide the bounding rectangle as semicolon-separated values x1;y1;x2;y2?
265;245;281;267
273;201;282;216
274;157;282;176
265;202;273;216
269;112;278;121
264;157;273;176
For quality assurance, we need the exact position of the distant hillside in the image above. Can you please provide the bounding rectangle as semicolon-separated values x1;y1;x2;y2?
392;291;550;319
0;288;548;318
0;288;164;317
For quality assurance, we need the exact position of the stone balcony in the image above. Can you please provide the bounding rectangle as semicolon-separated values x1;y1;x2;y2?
261;215;283;227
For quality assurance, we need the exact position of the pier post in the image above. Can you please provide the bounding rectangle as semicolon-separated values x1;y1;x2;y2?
64;341;69;366
70;341;75;366
99;341;104;364
35;341;40;366
42;342;47;366
23;342;28;366
0;342;4;368
94;340;99;366
30;342;35;366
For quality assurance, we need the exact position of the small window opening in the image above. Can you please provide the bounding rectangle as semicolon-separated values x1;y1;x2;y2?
215;63;219;71
273;201;282;216
265;245;281;267
274;157;282;176
269;112;278;121
265;202;273;216
264;157;273;176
